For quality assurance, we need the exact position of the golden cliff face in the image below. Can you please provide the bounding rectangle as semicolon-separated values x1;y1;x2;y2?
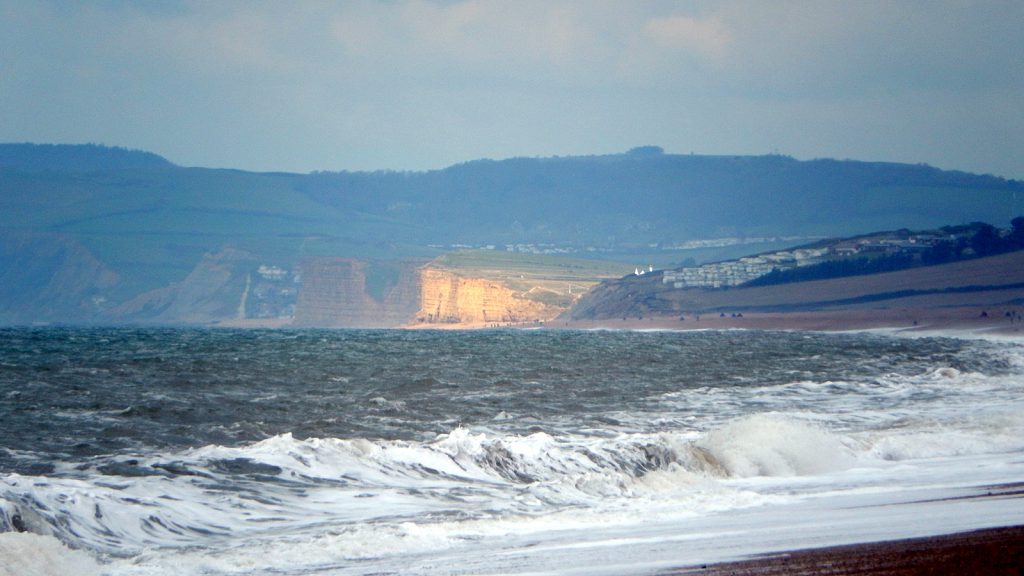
292;258;581;327
415;268;564;326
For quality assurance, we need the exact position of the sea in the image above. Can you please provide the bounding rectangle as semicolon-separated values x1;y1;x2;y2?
1;327;1023;575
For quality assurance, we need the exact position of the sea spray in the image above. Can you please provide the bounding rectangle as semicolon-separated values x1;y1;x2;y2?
0;532;100;576
2;328;1024;574
697;414;856;477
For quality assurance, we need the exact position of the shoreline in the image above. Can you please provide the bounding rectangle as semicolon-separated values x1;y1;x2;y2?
213;305;1024;336
554;306;1024;337
668;524;1024;575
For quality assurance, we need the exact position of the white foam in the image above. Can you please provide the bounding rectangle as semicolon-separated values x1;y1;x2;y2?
7;415;1024;575
7;336;1024;574
0;532;100;576
697;414;856;477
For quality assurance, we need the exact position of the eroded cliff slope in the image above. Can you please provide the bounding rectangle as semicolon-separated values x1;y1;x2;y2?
111;248;254;324
415;268;563;325
0;232;120;324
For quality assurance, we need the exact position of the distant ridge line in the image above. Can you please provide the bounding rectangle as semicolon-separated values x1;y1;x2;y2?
0;143;175;171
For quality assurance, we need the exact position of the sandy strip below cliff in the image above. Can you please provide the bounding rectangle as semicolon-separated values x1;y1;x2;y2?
555;306;1024;336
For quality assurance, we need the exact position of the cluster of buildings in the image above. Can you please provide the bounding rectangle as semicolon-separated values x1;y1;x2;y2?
249;264;298;318
426;236;822;257
663;248;828;288
504;243;575;255
427;242;575;255
828;234;942;257
658;236;815;251
661;230;967;290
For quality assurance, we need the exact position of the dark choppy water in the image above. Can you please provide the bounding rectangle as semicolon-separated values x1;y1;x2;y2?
1;328;1022;575
0;328;1004;468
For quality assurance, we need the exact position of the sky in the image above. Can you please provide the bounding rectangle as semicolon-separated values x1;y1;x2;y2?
1;1;1022;178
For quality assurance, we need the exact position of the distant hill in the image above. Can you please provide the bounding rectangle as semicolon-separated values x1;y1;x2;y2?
300;154;1021;244
1;143;1021;325
0;143;174;171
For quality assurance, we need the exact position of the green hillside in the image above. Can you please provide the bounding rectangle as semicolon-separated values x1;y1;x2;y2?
433;250;632;280
1;143;1020;324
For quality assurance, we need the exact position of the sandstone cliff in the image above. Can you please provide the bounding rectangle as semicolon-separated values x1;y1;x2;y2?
290;258;576;328
292;258;421;327
414;268;565;325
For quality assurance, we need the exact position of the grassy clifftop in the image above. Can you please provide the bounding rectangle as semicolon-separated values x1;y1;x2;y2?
431;250;632;280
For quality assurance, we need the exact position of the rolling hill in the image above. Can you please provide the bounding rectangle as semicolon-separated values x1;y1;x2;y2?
1;143;1020;325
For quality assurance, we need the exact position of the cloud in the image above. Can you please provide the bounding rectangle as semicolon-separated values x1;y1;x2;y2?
1;1;1022;177
645;14;731;59
330;0;606;83
693;1;1024;98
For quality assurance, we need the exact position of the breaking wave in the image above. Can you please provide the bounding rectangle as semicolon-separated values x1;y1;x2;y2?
2;329;1024;574
7;404;1022;564
0;532;100;576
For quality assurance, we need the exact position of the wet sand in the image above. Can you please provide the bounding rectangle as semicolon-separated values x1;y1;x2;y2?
669;525;1024;575
558;306;1024;336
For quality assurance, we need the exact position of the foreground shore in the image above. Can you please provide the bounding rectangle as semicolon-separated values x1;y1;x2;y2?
669;525;1024;575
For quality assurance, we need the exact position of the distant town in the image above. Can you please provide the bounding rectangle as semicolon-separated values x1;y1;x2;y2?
663;246;830;288
663;222;1020;290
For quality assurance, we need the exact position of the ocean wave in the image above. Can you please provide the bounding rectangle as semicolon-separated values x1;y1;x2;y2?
696;414;855;477
0;421;791;555
0;532;100;576
4;397;1024;576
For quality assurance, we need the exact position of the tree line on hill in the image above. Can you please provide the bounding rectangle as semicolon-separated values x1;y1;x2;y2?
0;143;174;171
745;218;1024;288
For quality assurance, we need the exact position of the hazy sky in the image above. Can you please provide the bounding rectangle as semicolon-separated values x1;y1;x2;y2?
2;1;1022;177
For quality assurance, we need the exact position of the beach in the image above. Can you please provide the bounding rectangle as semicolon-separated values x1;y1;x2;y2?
675;524;1024;575
559;306;1024;336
